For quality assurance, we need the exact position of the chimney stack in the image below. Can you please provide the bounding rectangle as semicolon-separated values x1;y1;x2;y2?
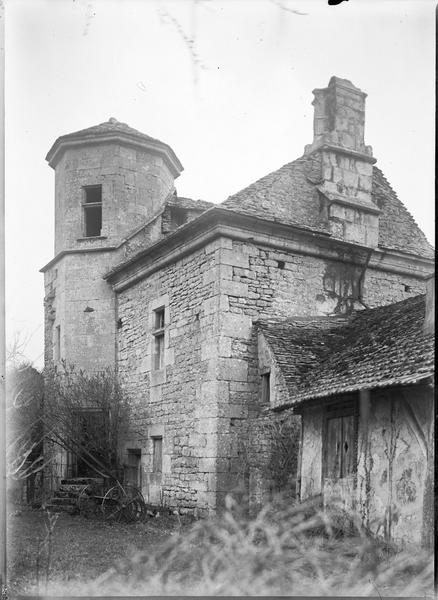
424;275;435;335
304;77;380;248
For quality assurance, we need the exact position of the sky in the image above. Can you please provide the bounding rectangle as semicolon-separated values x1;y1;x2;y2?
5;0;435;368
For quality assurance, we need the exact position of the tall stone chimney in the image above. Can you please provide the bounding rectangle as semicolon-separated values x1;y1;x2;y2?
424;275;435;335
304;76;380;248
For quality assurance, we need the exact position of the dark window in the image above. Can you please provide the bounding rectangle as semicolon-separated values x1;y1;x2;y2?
171;207;187;227
152;437;163;473
54;325;61;361
125;449;141;487
261;372;270;404
154;308;165;330
153;307;165;370
324;412;356;480
85;185;102;204
83;185;102;237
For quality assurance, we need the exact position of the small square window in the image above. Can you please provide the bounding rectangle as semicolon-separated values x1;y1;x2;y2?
84;185;102;204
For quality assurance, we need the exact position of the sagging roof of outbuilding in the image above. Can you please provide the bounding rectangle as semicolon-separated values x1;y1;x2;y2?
257;294;434;408
222;159;434;260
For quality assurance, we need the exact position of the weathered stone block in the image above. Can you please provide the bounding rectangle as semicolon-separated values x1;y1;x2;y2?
219;248;250;269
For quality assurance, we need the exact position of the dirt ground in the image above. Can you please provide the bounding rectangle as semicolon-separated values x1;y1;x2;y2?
7;504;184;595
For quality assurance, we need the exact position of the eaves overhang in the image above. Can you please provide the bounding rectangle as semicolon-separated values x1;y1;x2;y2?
103;206;434;293
46;132;183;178
270;377;434;414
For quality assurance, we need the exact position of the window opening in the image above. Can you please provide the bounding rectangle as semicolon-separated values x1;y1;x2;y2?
54;325;61;362
152;437;163;473
83;185;102;237
261;372;270;404
153;307;165;370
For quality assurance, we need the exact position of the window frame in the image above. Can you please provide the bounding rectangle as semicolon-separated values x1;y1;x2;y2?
82;185;103;238
151;436;163;473
260;371;271;404
152;307;165;371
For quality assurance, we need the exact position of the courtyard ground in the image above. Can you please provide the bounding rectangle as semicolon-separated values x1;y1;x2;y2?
7;500;434;597
7;504;184;596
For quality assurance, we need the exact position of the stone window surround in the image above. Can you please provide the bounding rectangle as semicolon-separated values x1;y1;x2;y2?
146;424;170;474
82;184;103;238
149;294;171;387
260;368;271;405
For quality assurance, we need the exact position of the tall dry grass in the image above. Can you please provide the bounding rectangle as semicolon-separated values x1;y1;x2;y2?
33;495;434;596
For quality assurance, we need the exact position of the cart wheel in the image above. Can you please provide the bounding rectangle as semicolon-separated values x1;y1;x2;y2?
101;484;146;523
77;485;100;519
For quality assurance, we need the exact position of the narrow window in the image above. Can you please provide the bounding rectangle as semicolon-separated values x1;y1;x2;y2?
261;372;270;404
153;307;165;370
83;185;102;237
54;325;61;362
152;437;163;473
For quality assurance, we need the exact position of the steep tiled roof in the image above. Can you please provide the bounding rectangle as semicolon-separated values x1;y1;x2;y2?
46;118;183;174
222;158;329;234
222;158;434;259
372;168;434;259
49;117;161;147
165;195;214;212
258;294;434;407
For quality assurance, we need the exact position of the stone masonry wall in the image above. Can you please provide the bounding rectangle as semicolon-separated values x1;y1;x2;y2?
116;238;234;514
44;251;116;371
114;232;427;513
54;144;174;253
213;238;427;506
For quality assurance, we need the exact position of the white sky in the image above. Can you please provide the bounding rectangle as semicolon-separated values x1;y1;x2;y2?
5;0;435;368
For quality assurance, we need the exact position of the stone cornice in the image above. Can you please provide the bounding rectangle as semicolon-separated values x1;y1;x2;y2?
104;207;434;292
307;143;377;164
39;246;118;273
46;133;183;178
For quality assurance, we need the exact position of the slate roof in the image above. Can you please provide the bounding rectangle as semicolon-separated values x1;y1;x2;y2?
46;118;183;173
165;195;214;212
222;158;434;259
257;294;434;408
48;118;161;149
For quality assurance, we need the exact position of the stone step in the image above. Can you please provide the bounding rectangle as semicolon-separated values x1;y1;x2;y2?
59;484;89;494
49;496;77;507
46;504;77;515
61;477;104;486
54;490;79;499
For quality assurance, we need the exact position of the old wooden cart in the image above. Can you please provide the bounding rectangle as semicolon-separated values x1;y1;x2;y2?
77;478;148;522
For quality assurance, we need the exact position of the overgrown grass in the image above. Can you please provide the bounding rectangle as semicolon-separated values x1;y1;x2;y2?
30;496;433;597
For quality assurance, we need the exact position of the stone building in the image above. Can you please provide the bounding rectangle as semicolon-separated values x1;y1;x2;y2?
41;77;434;531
